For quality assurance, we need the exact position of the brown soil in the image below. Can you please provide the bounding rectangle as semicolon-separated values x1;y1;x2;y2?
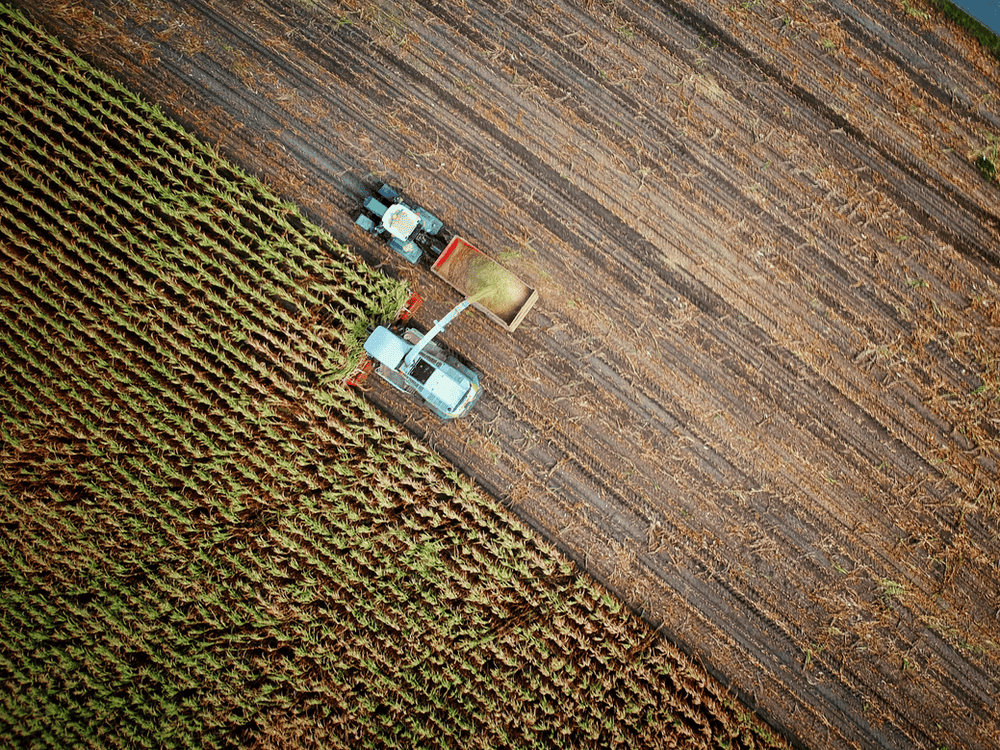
20;1;1000;748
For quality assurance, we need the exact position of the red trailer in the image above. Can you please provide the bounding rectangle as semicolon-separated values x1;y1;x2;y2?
431;237;538;332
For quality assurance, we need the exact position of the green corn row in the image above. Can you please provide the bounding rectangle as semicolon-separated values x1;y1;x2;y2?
0;20;406;377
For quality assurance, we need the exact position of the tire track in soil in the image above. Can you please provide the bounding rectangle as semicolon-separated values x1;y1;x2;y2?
386;5;996;748
376;4;1000;748
828;0;1000;130
676;0;996;612
21;1;1000;748
512;323;946;750
613;2;1000;277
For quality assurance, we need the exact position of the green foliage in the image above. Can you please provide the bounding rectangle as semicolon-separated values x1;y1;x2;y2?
974;155;996;183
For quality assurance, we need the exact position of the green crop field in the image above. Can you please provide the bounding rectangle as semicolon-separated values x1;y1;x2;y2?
0;5;788;748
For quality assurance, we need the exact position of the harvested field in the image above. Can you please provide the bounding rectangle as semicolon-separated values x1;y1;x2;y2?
11;0;1000;748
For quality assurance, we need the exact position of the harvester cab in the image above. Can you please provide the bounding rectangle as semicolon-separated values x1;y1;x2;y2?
362;299;481;420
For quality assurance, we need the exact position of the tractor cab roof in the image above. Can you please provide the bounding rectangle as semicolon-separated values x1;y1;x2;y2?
382;203;419;241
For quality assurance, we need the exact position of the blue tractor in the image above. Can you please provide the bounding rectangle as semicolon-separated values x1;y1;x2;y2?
354;183;449;263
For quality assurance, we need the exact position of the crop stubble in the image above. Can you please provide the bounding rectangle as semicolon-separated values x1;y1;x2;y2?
16;0;1000;748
